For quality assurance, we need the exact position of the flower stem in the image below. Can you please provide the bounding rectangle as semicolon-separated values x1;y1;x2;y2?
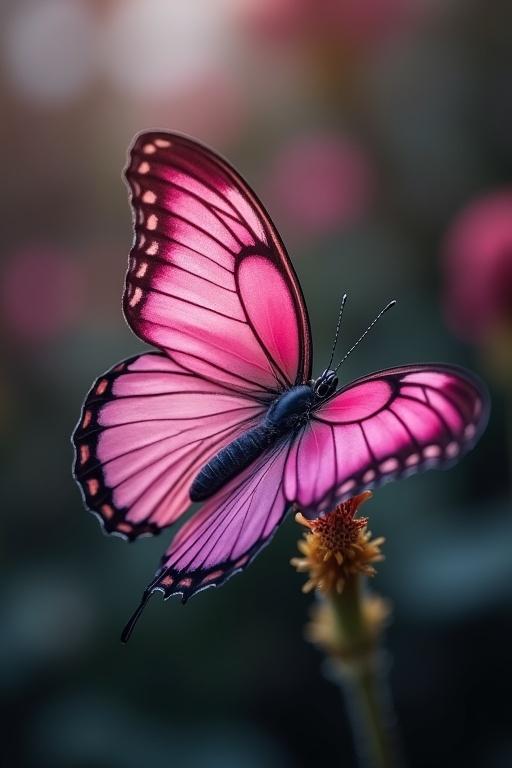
329;576;402;768
508;392;512;497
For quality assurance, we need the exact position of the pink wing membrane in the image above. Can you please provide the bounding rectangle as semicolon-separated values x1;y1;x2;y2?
73;352;265;539
285;364;489;515
139;444;291;605
124;132;312;394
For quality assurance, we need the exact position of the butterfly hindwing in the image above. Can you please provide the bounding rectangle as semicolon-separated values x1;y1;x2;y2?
121;443;292;637
284;364;489;515
73;352;266;539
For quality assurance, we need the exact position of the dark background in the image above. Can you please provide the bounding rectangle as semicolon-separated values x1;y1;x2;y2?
2;1;511;766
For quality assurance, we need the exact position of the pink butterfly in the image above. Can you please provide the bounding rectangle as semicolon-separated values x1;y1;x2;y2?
72;132;489;640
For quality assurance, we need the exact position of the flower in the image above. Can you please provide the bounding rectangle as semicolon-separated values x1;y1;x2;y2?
234;0;425;50
266;133;374;238
291;495;394;761
291;491;385;595
1;246;85;345
442;189;512;344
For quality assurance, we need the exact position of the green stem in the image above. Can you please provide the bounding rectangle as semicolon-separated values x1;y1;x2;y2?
329;577;402;768
508;393;512;497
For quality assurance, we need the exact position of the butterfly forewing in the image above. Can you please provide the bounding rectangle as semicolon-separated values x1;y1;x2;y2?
124;132;312;395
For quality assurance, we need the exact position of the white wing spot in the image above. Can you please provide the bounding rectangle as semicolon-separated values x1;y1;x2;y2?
147;214;158;230
464;424;476;440
424;445;441;459
129;286;143;307
96;379;108;395
154;138;171;148
340;479;356;494
138;162;150;174
446;441;460;459
135;261;148;278
405;453;420;467
143;143;156;154
142;190;157;204
146;241;159;255
363;469;376;483
132;181;141;196
379;458;399;473
138;233;146;248
87;478;99;496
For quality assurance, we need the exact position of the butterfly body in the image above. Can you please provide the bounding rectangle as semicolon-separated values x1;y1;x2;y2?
190;383;316;501
71;131;489;637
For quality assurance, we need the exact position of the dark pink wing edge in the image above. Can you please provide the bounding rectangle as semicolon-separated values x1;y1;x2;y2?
72;353;164;540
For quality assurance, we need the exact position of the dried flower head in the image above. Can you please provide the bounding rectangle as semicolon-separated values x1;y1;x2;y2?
291;491;384;595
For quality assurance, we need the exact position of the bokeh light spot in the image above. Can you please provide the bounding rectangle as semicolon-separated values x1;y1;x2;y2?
4;0;96;105
1;247;86;344
267;133;375;237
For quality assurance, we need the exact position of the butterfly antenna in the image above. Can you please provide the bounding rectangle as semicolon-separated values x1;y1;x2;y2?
327;293;348;370
334;300;396;372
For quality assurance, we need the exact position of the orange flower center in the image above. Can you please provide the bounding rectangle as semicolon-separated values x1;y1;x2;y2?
291;491;385;595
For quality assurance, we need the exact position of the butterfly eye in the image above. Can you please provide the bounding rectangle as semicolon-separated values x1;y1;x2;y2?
314;371;338;399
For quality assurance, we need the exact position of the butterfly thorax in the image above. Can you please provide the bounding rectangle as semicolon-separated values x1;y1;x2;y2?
267;385;316;429
189;384;317;503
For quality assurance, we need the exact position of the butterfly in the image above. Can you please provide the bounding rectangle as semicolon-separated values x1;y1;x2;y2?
72;131;489;641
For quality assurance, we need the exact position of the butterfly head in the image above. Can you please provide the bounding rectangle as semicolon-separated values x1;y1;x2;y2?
313;369;338;401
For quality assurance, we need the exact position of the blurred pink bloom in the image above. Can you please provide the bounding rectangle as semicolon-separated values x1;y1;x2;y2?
235;0;424;48
1;247;86;344
234;0;307;43
443;190;512;343
333;0;423;46
266;134;375;236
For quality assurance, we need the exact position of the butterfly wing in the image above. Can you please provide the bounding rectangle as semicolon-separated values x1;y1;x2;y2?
74;131;314;538
124;131;312;394
73;352;266;539
122;443;291;639
284;364;489;515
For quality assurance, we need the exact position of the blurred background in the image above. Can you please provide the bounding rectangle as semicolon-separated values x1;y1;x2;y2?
2;1;512;766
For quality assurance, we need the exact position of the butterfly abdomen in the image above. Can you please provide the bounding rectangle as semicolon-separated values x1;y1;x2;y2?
189;385;315;503
189;424;277;502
